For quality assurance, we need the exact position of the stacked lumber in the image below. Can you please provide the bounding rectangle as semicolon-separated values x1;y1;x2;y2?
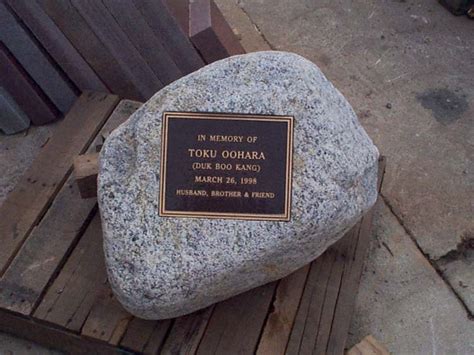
0;0;243;134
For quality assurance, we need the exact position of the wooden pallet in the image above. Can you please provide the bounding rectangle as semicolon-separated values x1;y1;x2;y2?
0;93;386;354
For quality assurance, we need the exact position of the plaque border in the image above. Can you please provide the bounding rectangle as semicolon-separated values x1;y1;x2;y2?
159;111;294;221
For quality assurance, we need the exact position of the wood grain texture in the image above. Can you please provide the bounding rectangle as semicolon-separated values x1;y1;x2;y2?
161;307;214;355
256;265;309;355
284;158;385;355
163;0;190;35
0;182;97;315
33;213;108;331
189;0;227;64
74;153;99;199
81;291;132;345
0;92;118;276
0;1;77;113
190;0;212;36
133;0;205;74
196;281;277;355
6;0;107;92
285;251;336;355
0;42;59;125
210;1;245;56
38;0;141;100
71;0;162;100
325;157;386;355
189;0;245;63
102;0;182;86
312;244;348;355
120;318;172;354
0;100;135;317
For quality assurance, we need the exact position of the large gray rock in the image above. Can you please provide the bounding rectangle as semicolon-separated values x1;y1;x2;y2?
98;51;379;319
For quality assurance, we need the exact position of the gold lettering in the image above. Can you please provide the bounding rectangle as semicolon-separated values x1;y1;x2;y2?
221;150;265;160
209;135;244;143
251;192;275;199
176;189;208;196
210;190;242;198
235;164;261;172
195;175;223;184
188;149;217;158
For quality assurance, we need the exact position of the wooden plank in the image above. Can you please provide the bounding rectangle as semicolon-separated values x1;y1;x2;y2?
313;242;350;354
325;157;386;355
33;213;109;331
161;306;214;354
0;309;128;355
6;0;107;92
0;100;135;316
256;265;309;355
189;0;245;64
81;292;132;345
74;153;99;199
133;0;205;74
120;318;172;354
98;99;142;134
0;1;77;114
190;0;212;36
0;184;97;315
0;86;30;135
196;282;276;355
38;0;142;100
102;0;182;86
163;0;190;35
189;0;227;64
0;42;59;125
347;335;389;355
71;0;162;100
0;92;118;276
210;1;245;56
285;251;335;355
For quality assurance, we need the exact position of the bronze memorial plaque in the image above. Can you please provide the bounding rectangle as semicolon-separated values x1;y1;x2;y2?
159;112;294;221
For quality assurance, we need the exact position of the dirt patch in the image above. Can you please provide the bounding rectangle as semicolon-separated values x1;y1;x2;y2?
416;88;468;125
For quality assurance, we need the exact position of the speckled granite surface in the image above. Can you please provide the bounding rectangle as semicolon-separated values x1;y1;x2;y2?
98;51;379;319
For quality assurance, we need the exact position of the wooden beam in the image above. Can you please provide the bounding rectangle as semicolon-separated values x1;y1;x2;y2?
38;0;142;100
0;42;59;125
163;0;190;35
102;0;182;86
71;0;163;99
0;1;77;114
74;153;99;199
6;0;107;92
189;0;245;63
133;0;204;74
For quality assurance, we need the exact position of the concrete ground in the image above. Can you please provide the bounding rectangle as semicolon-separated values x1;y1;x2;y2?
215;0;473;353
0;0;472;353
